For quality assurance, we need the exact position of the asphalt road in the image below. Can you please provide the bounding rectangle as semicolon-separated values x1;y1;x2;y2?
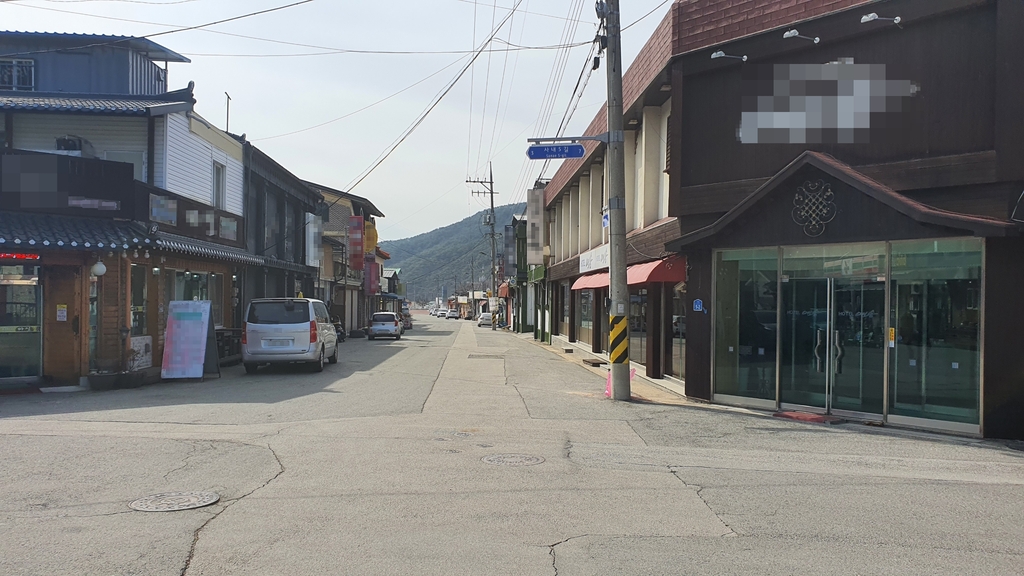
1;312;1023;575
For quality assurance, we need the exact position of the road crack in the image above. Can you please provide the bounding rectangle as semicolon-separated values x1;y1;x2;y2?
670;468;738;537
548;535;589;575
179;443;285;576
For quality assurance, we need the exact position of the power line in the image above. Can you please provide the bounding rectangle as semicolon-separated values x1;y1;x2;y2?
258;0;525;257
254;54;470;141
0;0;316;59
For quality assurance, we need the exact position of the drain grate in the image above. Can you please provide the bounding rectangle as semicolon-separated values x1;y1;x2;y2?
129;491;220;512
481;454;545;467
468;354;503;360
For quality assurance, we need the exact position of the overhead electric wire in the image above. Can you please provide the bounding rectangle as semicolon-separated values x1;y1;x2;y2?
0;0;316;58
254;54;470;141
258;0;525;256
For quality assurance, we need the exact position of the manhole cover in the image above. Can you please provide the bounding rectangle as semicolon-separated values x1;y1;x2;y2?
443;449;462;454
434;437;452;442
452;431;473;438
129;491;220;512
468;354;503;360
481;454;545;466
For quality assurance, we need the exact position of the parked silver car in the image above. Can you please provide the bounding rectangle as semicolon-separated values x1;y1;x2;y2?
477;312;492;327
368;312;402;340
446;309;460;319
242;298;338;374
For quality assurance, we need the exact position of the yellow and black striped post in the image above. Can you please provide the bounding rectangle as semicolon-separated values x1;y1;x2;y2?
608;315;628;365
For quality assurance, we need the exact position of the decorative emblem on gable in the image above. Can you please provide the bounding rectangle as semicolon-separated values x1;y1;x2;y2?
792;180;836;237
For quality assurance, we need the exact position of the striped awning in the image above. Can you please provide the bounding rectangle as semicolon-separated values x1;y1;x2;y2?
155;233;263;266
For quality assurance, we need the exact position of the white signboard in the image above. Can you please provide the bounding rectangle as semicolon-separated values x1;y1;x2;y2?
579;244;610;274
161;300;211;379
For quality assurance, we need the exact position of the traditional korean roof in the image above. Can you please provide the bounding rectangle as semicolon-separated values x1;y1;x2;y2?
0;211;154;250
0;84;195;116
154;232;263;266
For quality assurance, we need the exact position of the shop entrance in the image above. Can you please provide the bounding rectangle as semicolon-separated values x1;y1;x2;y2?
42;266;82;383
0;264;42;380
779;244;886;417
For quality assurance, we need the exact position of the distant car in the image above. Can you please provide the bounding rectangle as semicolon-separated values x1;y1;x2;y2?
436;309;448;317
242;298;338;374
446;309;460;319
368;312;402;340
477;312;492;327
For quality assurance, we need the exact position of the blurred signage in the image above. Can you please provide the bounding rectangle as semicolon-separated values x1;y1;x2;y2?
162;300;211;379
349;216;364;271
526;186;545;265
0;253;40;260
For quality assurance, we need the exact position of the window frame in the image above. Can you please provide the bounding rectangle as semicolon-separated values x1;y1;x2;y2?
212;161;227;210
0;59;35;91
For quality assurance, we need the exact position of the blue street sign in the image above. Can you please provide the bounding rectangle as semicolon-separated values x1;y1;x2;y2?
526;143;586;160
601;212;609;228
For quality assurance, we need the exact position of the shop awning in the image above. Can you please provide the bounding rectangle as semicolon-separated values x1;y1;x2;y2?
571;272;609;290
626;255;687;285
155;232;264;266
571;256;687;289
498;282;510;298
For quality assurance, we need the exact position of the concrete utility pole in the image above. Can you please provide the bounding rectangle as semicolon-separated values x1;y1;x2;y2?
467;163;498;331
601;0;630;400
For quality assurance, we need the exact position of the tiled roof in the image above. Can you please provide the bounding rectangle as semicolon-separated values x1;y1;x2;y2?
0;211;153;249
0;93;191;115
154;232;263;266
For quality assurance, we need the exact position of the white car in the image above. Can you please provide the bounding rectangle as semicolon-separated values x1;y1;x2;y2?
436;309;448;317
477;312;492;327
446;309;460;319
368;312;402;340
243;298;338;374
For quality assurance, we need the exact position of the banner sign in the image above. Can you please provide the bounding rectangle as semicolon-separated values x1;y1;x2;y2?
579;244;610;273
527;186;545;265
161;300;211;379
349;215;364;272
364;254;379;294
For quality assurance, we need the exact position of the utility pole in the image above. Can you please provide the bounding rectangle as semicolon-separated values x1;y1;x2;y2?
467;162;498;330
600;0;630;400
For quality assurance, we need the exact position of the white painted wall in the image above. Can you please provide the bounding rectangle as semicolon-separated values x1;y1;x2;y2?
13;114;157;184
165;112;243;215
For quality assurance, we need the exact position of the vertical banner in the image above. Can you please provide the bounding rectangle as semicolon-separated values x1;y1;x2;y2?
526;186;545;265
364;254;379;294
348;216;364;272
161;300;211;379
504;224;517;280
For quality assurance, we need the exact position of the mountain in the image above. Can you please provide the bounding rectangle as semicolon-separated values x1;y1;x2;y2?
379;203;526;304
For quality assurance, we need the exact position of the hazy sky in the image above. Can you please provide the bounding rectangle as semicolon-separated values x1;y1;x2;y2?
1;0;671;239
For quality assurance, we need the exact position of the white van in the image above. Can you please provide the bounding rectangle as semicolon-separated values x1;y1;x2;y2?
242;298;338;374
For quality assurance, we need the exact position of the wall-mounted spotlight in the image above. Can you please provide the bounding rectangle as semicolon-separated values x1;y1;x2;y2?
783;29;820;44
861;13;902;27
711;50;748;62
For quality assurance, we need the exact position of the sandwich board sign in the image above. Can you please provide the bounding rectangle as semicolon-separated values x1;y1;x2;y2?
162;300;220;379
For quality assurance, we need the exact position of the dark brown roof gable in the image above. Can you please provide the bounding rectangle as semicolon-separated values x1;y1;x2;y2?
667;151;1019;251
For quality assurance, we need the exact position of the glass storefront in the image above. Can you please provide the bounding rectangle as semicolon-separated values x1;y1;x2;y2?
0;264;41;378
714;249;778;402
561;282;570;335
713;239;984;428
629;288;647;365
889;239;981;425
577;289;594;345
669;284;686;379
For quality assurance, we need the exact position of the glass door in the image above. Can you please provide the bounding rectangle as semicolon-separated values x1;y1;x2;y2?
0;265;42;379
780;244;886;416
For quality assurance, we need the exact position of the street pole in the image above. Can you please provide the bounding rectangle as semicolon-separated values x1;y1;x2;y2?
603;0;630;400
467;162;499;330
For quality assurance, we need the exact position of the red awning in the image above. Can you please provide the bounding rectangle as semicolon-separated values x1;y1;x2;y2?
571;256;686;289
571;272;609;290
498;282;510;298
627;255;687;285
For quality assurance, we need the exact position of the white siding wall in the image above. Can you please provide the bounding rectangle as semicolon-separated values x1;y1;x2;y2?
154;117;166;188
13;114;152;180
165;112;243;215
